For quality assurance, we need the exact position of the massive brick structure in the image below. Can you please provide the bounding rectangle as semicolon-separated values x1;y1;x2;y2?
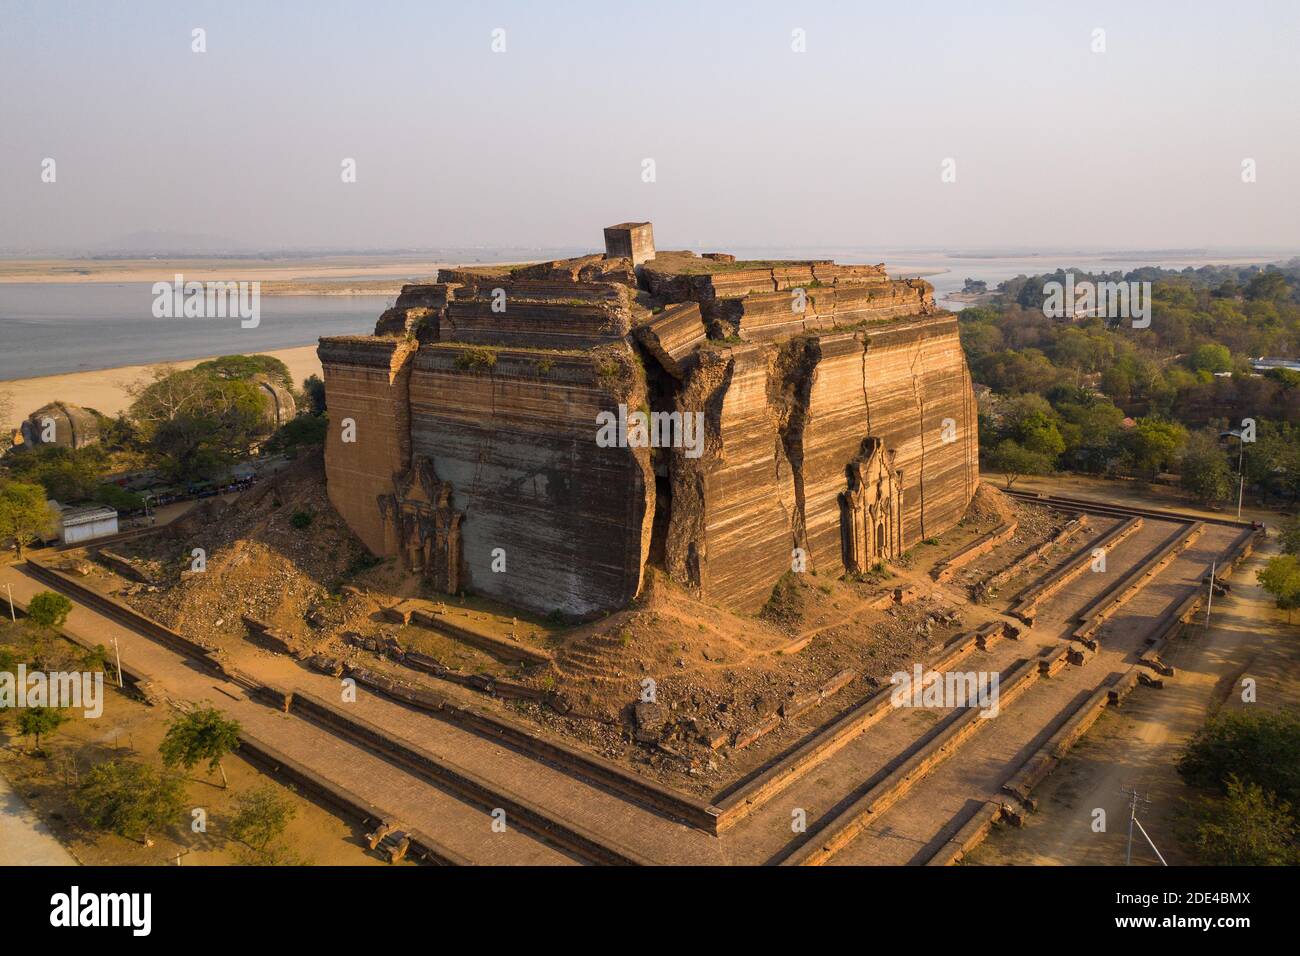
319;223;978;617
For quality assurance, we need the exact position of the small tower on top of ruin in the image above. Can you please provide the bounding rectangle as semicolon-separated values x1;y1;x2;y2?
603;221;655;266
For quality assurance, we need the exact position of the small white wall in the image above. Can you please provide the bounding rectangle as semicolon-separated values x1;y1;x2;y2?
62;515;119;545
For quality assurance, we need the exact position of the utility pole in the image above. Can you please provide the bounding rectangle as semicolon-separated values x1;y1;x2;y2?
4;582;14;622
1205;560;1217;630
1121;786;1167;866
1221;429;1248;520
112;635;123;688
1236;437;1245;520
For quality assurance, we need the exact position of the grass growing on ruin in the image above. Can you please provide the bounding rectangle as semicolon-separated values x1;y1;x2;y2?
454;347;497;371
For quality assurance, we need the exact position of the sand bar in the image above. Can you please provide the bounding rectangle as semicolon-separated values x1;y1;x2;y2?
1;345;323;428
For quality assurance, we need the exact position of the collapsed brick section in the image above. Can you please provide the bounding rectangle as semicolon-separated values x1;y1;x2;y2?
319;223;978;618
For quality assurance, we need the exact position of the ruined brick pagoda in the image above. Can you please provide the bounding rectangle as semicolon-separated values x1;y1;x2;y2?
319;222;978;618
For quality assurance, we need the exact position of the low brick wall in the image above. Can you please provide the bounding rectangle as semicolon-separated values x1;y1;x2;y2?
1003;684;1112;808
1071;522;1204;643
782;657;1042;866
1008;517;1143;624
234;730;467;866
1002;489;1256;529
287;690;648;865
7;595;161;703
408;608;553;666
9;588;457;864
25;556;217;666
933;520;1018;583
713;626;986;831
977;515;1089;598
924;800;1008;866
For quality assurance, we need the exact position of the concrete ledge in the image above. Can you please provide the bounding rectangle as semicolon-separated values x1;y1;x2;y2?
781;657;1041;866
1108;668;1142;706
1037;643;1070;678
1003;684;1112;807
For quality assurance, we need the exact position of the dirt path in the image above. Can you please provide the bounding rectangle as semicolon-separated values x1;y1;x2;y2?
0;772;79;865
968;541;1290;866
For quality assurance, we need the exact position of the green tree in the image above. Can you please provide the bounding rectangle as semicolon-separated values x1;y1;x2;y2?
301;374;327;415
193;354;293;391
93;483;146;513
1189;343;1232;374
75;759;186;844
1124;418;1188;478
1187;776;1298;865
0;481;59;558
987;439;1054;488
227;785;297;857
3;447;107;502
1179;432;1234;504
1279;517;1300;556
1245;270;1290;303
1179;709;1300;805
159;706;241;788
265;414;327;456
127;366;269;482
25;591;72;629
1258;556;1300;622
18;706;68;754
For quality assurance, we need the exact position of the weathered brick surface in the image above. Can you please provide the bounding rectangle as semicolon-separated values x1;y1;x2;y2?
408;346;652;617
320;226;978;619
317;336;416;556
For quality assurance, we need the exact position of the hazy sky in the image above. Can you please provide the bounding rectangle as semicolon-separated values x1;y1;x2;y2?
2;0;1297;254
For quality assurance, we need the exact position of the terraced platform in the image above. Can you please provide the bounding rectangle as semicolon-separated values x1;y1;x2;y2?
2;493;1258;866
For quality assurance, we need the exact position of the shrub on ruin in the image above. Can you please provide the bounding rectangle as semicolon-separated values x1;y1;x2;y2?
761;572;805;627
290;510;313;529
455;348;497;372
25;591;72;630
266;413;328;456
75;759;186;843
301;373;327;415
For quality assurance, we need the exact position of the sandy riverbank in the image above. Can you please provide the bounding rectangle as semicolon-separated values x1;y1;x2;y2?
0;345;323;428
0;257;451;286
